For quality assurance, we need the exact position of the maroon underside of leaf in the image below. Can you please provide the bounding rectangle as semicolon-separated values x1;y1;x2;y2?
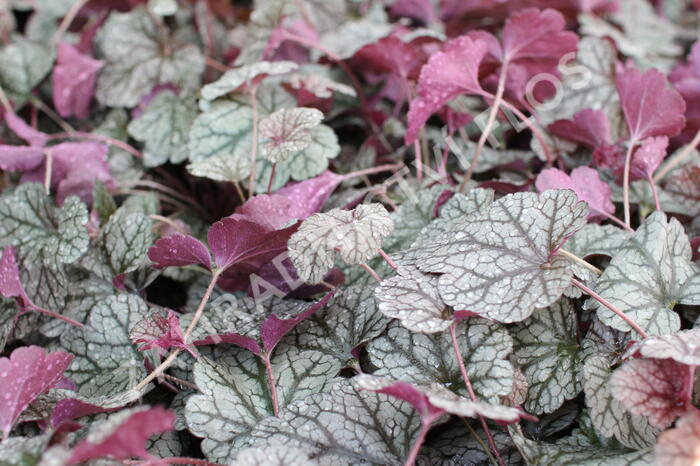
52;42;104;120
536;167;614;221
147;234;211;270
67;407;176;465
0;346;74;438
609;358;695;428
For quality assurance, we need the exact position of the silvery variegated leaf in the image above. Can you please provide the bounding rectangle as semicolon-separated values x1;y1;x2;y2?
565;224;632;260
627;329;700;365
448;139;538;174
403;188;495;257
0;183;89;267
259;107;324;163
185;346;342;463
95;8;204;107
249;380;421;465
200;61;298;101
419;423;522;466
0;298;16;353
581;315;632;364
580;0;682;72
283;273;390;363
187;100;254;182
315;3;391;60
536;37;620;128
230;446;318;466
126;90;198;167
367;320;514;401
41;277;116;337
92;207;153;279
0;38;54;104
414;190;588;323
64;294;149;397
147;431;183;458
382;186;447;253
585;212;700;335
512;300;583;415
0;434;50;465
511;429;652;466
375;265;452;333
582;355;659;449
257;124;340;192
289;203;394;284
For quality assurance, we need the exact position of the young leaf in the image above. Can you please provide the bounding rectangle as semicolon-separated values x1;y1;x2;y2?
185;346;341;463
355;374;529;424
630;136;668;181
147;234;211;270
67;406;175;464
616;63;686;142
130;309;197;357
52;42;104;119
64;294;148;397
0;183;89;267
200;61;298;101
583;355;659;449
289;203;394;284
512;300;583;415
609;358;693;428
654;410;700;466
249;380;421;465
94;8;205;107
548;108;613;149
368;320;514;401
375;265;452;333
259;107;324;163
413;190;588;323
586;212;700;335
628;329;700;366
126;90;198;167
406;36;487;144
535;167;615;221
0;346;74;438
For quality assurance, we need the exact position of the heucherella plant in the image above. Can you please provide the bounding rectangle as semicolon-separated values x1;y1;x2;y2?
2;1;700;465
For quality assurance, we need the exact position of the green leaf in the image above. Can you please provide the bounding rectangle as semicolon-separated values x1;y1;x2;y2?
127;90;198;167
414;190;588;323
249;380;421;465
367;320;514;401
375;265;452;333
283;273;390;363
289;203;394;284
582;355;659;449
0;184;89;267
95;8;205;107
92;181;117;225
185;346;341;463
201;61;298;101
64;294;148;397
586;212;700;335
512;300;583;415
0;38;54;104
382;186;447;253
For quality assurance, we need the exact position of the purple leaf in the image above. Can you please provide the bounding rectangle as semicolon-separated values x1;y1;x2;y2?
548;108;613;148
259;289;336;352
610;358;694;428
52;42;104;120
208;217;269;270
616;63;686;142
630;136;668;181
235;171;342;230
406;36;488;144
130;310;197;358
0;246;31;308
0;145;46;171
21;141;115;204
500;8;578;63
535;167;614;221
4;112;48;147
354;36;426;80
147;234;211;269
0;346;74;439
67;406;175;464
